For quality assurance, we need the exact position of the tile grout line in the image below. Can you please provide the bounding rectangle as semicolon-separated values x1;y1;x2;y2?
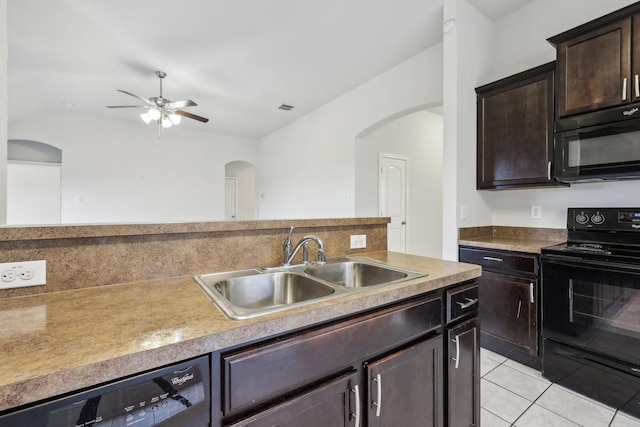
481;354;613;427
481;350;640;426
509;382;554;427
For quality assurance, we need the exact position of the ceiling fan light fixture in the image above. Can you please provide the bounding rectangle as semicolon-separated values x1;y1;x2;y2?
169;113;182;125
147;108;161;121
108;71;209;133
140;112;153;124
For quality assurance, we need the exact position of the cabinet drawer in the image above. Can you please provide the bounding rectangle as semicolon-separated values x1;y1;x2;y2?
221;295;441;415
446;281;479;324
459;247;538;275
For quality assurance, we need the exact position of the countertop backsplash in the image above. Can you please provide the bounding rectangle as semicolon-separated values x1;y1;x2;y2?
0;218;388;299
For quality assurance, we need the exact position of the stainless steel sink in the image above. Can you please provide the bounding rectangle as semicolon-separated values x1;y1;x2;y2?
195;257;427;320
195;270;344;320
304;257;427;288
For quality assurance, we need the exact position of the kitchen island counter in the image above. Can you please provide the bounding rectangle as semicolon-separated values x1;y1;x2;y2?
0;251;480;413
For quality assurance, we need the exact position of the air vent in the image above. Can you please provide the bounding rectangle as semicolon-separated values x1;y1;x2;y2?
278;104;294;111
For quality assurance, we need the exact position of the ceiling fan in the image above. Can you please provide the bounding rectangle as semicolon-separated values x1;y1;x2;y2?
107;71;209;130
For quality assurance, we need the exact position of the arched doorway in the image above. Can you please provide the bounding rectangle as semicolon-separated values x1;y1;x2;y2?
224;161;257;220
354;108;443;258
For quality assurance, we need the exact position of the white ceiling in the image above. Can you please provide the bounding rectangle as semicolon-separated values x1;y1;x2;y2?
7;0;534;138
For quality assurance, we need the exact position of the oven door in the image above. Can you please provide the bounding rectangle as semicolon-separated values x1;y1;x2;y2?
555;118;640;182
542;254;640;367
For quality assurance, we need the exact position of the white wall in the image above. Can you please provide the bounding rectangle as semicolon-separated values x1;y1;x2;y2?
442;0;494;260
9;110;259;223
0;0;7;225
479;0;640;229
257;45;444;219
356;110;443;258
7;161;61;224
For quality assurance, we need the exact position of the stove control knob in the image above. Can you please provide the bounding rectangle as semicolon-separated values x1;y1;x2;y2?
575;212;589;224
591;212;605;225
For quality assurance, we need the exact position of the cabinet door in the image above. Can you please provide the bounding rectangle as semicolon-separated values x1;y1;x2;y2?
227;371;359;427
556;18;631;117
448;317;480;427
476;63;554;189
633;15;640;103
479;271;538;356
367;335;444;427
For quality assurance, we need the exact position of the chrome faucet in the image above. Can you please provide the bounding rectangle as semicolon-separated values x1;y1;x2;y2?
284;235;326;266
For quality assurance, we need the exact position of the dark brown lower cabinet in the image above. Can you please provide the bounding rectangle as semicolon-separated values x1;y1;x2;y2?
447;318;480;427
366;336;443;427
480;271;537;356
227;371;359;427
459;246;540;369
213;282;479;427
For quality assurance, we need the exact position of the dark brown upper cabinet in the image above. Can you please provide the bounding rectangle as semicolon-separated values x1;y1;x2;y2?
548;3;640;118
475;62;556;190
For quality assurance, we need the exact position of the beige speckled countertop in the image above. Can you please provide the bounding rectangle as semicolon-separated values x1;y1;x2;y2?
458;236;566;253
459;226;567;254
0;251;480;413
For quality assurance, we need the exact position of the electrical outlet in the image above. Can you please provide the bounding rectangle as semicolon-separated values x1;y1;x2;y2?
350;235;367;249
531;205;542;220
0;260;46;289
2;270;16;282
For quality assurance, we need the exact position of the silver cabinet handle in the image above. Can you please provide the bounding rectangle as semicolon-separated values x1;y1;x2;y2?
456;297;478;309
623;77;628;101
635;75;639;98
483;256;503;262
372;374;382;417
351;385;361;427
547;161;552;180
451;336;460;369
517;300;522;319
530;282;534;304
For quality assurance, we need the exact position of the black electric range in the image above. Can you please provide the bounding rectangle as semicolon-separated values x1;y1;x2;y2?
541;208;640;418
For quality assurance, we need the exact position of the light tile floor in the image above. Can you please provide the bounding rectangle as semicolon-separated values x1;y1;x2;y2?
481;348;640;427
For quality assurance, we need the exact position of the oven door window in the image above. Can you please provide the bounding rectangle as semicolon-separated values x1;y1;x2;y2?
542;257;640;366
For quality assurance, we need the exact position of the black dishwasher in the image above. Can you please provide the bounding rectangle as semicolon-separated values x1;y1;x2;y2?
0;355;210;427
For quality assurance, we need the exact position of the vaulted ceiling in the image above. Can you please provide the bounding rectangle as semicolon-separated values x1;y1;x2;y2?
7;0;534;138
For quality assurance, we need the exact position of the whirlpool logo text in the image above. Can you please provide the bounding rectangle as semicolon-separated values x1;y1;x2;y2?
170;373;194;386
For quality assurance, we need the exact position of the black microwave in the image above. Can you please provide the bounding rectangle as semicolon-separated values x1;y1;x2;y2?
555;104;640;182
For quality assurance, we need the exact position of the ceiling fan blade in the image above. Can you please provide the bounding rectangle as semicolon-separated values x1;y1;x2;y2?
168;99;197;108
175;109;209;123
117;89;151;104
106;105;147;108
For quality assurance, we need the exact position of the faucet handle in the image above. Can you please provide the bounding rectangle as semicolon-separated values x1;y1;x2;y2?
318;248;327;264
302;241;310;263
283;226;294;263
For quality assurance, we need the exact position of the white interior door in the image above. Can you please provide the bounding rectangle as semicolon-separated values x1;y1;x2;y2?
379;154;407;253
225;177;238;220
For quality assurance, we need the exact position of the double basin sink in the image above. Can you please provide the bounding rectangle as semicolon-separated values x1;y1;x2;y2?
194;257;427;320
